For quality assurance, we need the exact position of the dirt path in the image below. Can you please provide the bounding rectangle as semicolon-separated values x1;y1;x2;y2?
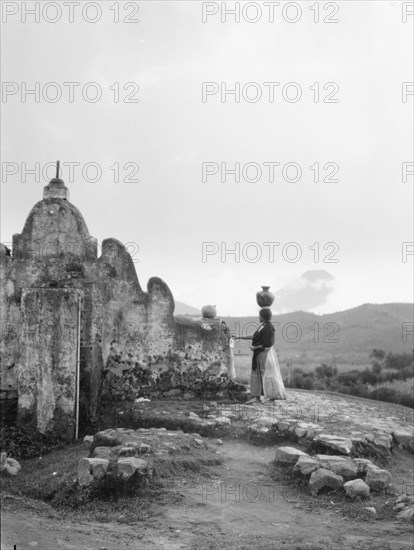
2;439;413;550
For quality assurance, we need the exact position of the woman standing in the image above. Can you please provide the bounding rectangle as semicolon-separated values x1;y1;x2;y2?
237;308;287;404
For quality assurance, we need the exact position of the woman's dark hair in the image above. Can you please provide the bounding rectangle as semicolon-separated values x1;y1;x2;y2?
259;308;272;322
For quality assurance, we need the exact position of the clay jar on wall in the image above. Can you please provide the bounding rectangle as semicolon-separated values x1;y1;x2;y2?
202;305;217;319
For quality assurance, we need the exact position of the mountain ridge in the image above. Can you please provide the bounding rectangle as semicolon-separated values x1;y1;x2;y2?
212;303;412;367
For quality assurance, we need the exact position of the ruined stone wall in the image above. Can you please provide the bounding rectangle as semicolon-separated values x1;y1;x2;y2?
0;246;20;400
91;239;232;402
0;180;233;437
101;315;232;401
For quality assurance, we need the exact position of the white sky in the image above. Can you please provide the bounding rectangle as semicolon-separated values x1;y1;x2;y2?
1;1;413;315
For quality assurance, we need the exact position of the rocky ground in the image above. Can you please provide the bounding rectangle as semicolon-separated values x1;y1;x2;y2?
1;389;413;550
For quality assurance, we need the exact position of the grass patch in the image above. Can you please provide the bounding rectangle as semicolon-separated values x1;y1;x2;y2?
1;434;223;523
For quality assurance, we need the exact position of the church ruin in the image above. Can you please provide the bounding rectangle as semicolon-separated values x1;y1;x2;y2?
0;170;237;439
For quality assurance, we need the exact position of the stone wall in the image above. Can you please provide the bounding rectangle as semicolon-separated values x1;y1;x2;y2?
101;316;232;401
0;177;233;437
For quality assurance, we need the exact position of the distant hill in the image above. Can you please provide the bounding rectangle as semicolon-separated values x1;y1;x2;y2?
220;303;414;369
174;301;200;316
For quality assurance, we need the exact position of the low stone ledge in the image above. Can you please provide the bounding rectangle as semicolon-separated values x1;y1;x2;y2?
78;427;218;490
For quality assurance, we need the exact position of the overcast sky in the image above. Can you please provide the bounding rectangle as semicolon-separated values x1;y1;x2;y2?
1;1;413;315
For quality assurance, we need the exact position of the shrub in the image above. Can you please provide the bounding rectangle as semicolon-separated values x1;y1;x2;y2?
367;377;414;409
302;377;314;390
0;425;65;459
368;386;399;404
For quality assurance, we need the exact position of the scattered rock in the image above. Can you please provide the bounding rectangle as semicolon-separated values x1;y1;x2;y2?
83;435;94;445
118;446;139;457
306;425;323;438
393;430;414;452
276;420;291;432
216;417;232;425
216;439;223;445
0;455;21;477
353;458;378;475
363;431;392;455
91;459;109;479
313;434;352;455
183;392;195;400
316;455;358;478
294;426;309;438
397;507;414;521
275;447;309;464
309;468;343;496
92;447;112;459
78;458;94;486
343;479;370;499
187;412;201;421
138;443;151;454
362;506;377;516
365;467;392;491
164;389;182;397
294;455;319;476
117;457;147;479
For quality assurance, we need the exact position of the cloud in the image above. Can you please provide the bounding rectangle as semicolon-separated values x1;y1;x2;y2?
273;270;335;313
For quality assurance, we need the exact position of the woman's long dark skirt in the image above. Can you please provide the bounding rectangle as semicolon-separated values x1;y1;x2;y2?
250;351;265;397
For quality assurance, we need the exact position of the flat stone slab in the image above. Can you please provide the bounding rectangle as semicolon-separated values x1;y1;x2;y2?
275;446;309;464
313;434;353;455
294;455;319;475
316;455;358;478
